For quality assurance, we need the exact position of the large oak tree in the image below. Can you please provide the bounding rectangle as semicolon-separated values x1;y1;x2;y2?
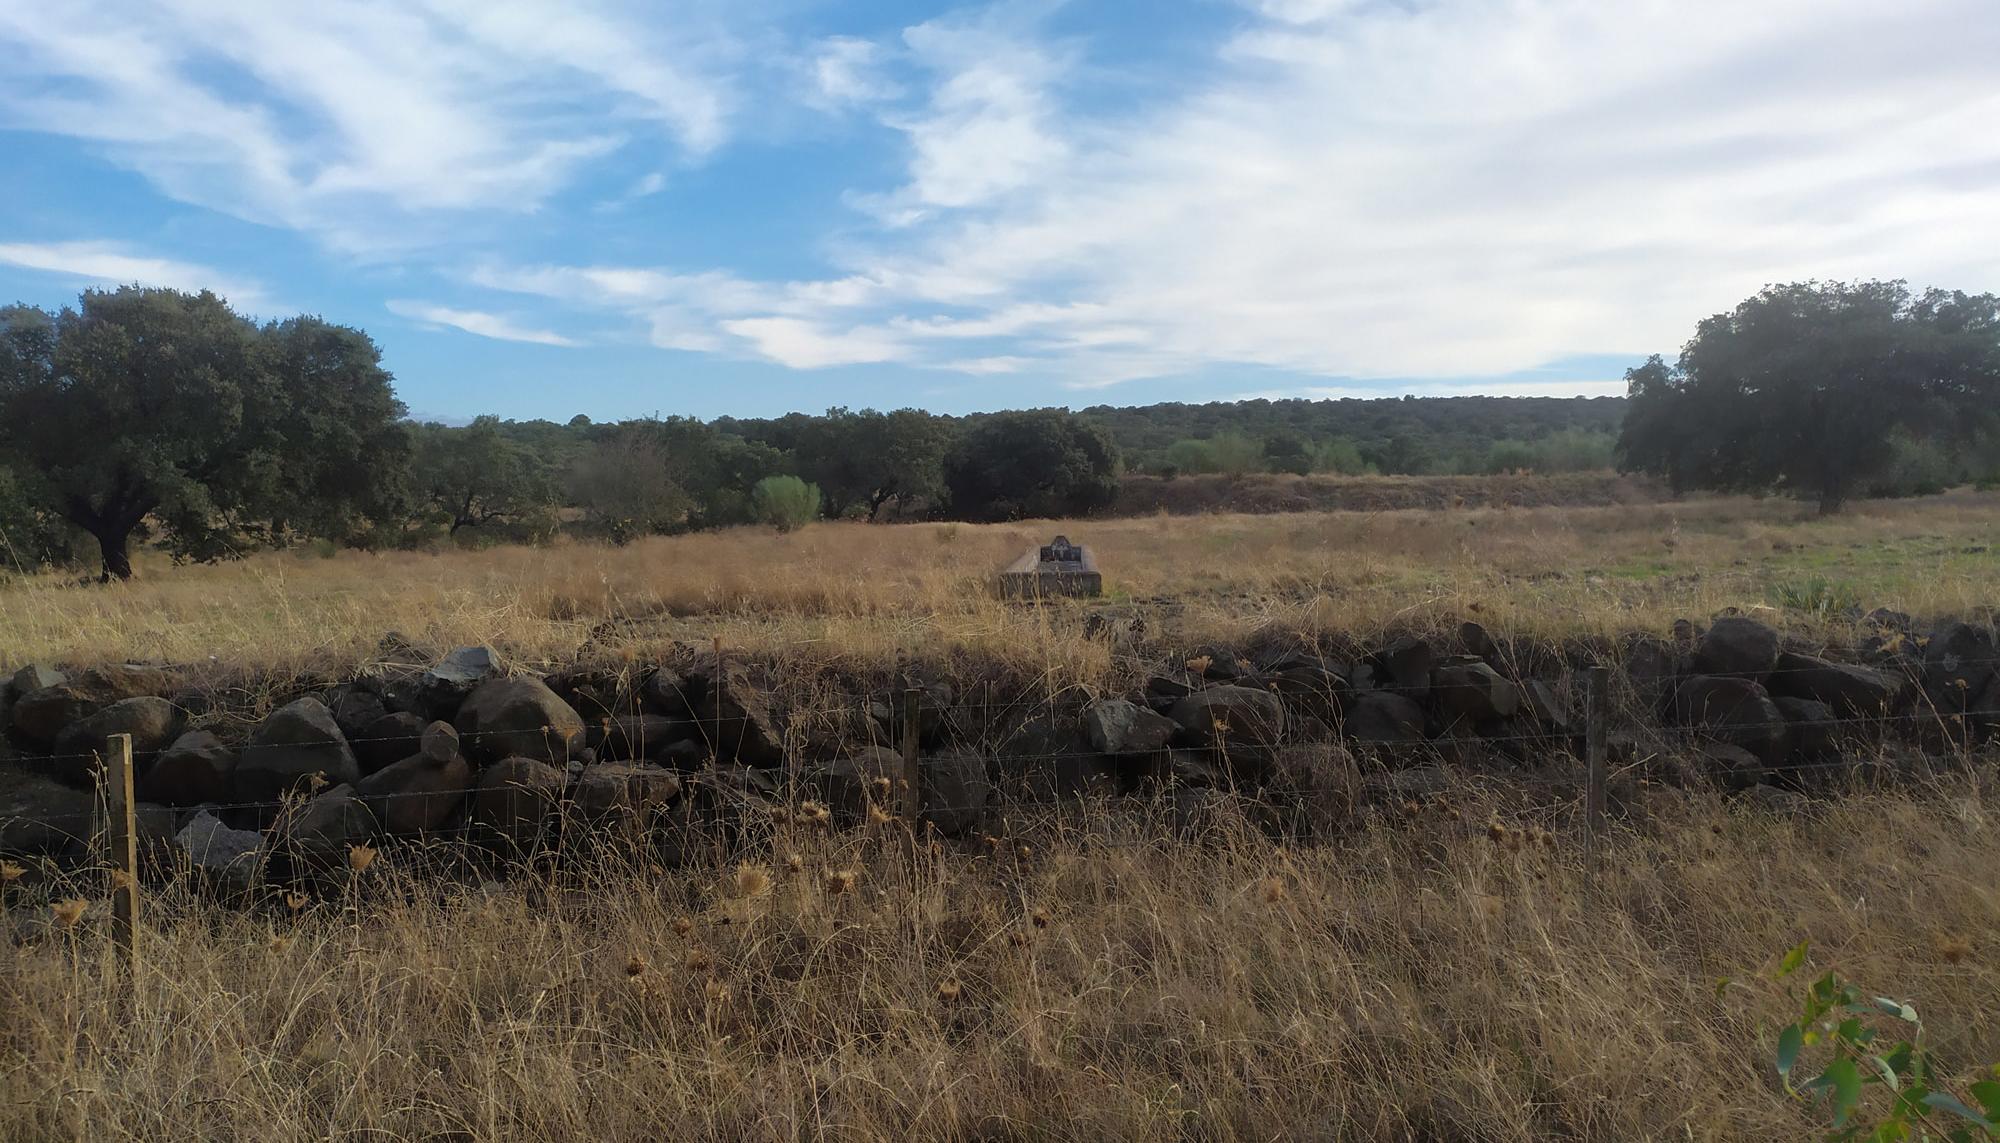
0;287;409;578
1618;281;2000;513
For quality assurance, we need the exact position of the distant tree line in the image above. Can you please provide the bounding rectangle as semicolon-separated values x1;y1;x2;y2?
10;281;1996;578
1085;394;1626;478
0;288;1126;578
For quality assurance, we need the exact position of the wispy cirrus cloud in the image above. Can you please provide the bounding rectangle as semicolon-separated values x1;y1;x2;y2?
385;299;578;347
0;0;738;251
0;240;277;313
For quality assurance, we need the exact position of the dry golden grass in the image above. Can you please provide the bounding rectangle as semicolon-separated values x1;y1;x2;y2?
3;491;1997;689
2;782;1996;1140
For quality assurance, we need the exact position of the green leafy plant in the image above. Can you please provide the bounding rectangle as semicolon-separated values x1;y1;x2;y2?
750;475;821;533
1769;575;1863;621
1771;941;2000;1140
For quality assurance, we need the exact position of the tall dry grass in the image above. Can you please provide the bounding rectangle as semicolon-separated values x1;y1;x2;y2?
1;780;1994;1140
3;491;1997;688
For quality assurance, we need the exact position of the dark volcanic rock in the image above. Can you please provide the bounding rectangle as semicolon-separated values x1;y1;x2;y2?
1083;699;1176;756
1693;616;1781;680
454;677;586;764
1343;691;1426;744
470;757;565;851
49;696;185;786
1769;652;1905;718
1432;660;1521;726
1673;676;1788;767
235;698;361;811
143;730;237;806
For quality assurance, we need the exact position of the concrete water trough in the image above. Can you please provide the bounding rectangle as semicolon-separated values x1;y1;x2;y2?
999;535;1102;599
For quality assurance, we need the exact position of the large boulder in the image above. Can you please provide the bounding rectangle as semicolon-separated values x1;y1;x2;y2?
1342;691;1426;745
592;713;695;763
995;715;1118;800
1673;676;1788;767
11;684;95;744
354;711;431;776
813;745;905;825
268;784;373;879
1693;616;1780;680
571;762;683;830
1374;636;1435;693
385;646;499;722
1168;686;1285;751
1263;657;1351;722
0;765;97;855
1773;696;1839;760
321;685;389;742
919;752;990;837
1624;639;1679;712
143;730;237;806
639;666;699;718
354;747;472;835
1431;660;1521;726
174;810;264;893
1083;699;1176;756
470;757;565;852
12;663;179;743
454;677;586;765
690;664;784;767
1922;621;1997;711
234;698;362;810
48;697;185;785
1768;652;1905;718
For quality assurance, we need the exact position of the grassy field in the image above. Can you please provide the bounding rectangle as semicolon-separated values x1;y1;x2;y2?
2;489;1996;683
2;784;1995;1140
3;488;1998;1141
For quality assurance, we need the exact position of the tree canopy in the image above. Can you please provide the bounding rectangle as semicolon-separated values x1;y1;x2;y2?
0;287;407;578
1617;281;2000;513
944;409;1122;522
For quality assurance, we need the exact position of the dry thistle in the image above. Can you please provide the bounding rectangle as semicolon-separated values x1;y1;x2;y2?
1936;934;1973;965
870;776;892;798
347;844;378;872
867;803;894;826
1487;821;1507;844
936;977;962;1002
783;851;804;873
1259;877;1288;904
799;801;832;826
672;916;694;936
824;869;858;895
1030;906;1052;929
626;954;649;977
269;934;294;954
982;835;1002;851
684;948;713;974
50;898;87;929
1;860;25;883
730;863;773;899
1016;845;1033;861
1185;655;1213;674
285;891;310;912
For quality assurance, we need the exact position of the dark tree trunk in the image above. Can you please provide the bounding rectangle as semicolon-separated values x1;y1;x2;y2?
94;526;134;581
1817;489;1846;516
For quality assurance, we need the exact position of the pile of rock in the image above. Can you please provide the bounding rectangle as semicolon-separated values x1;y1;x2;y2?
2;611;1993;882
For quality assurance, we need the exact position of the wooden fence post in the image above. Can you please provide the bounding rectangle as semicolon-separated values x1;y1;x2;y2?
899;689;924;829
1583;666;1610;859
105;733;141;984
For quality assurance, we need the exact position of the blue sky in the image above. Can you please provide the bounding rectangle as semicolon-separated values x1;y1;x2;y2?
2;0;1996;423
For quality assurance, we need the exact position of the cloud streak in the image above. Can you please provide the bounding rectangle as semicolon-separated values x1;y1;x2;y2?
386;299;578;346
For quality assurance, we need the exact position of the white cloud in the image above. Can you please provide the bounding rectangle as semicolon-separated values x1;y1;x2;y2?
809;36;900;107
0;0;735;249
716;316;908;368
818;0;2000;384
386;299;578;346
0;240;276;313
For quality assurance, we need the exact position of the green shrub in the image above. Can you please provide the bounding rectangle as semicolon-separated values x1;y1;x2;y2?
751;475;821;533
1765;940;2000;1140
